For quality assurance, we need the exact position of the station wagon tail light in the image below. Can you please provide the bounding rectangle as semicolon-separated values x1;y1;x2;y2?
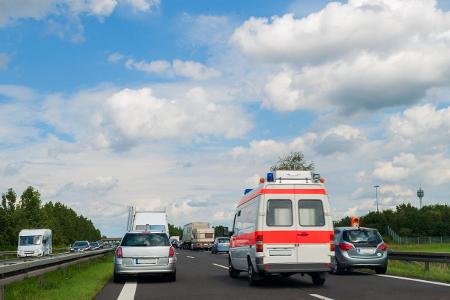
378;243;387;251
169;246;175;257
256;235;264;252
338;242;354;251
116;246;123;258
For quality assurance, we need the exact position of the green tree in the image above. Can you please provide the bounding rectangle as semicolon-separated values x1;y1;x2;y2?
270;151;314;171
213;225;229;237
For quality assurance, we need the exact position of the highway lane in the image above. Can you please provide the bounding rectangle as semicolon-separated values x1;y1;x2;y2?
95;249;450;300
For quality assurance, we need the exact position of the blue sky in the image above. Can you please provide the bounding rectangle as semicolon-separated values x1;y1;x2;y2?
1;0;450;237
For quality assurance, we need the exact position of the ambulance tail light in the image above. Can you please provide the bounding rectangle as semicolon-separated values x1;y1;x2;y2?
116;246;123;258
169;246;175;257
338;242;354;251
256;235;264;252
378;243;387;252
330;232;335;251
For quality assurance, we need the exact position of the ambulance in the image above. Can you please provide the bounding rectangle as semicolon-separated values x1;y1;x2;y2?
228;170;334;285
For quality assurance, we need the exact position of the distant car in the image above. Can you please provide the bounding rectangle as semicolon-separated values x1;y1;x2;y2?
90;241;101;250
114;231;176;283
331;227;388;274
211;237;230;254
70;241;91;252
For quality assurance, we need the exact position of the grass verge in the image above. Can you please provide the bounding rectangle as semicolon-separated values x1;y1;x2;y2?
5;254;113;300
387;260;450;283
388;243;450;252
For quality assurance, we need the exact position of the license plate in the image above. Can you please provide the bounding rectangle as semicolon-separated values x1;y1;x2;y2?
137;258;157;264
358;248;375;255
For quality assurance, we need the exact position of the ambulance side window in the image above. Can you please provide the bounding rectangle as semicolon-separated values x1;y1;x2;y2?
298;199;325;226
266;199;293;226
234;210;242;234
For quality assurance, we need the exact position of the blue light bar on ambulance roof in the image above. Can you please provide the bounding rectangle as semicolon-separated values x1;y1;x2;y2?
244;188;253;195
267;172;274;182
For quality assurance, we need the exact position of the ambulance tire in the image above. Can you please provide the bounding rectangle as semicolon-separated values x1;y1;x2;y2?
167;271;176;282
113;272;125;283
228;257;240;278
310;272;326;286
247;261;262;286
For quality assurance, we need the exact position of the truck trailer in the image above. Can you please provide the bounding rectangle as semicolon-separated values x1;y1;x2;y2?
182;222;215;250
127;206;169;235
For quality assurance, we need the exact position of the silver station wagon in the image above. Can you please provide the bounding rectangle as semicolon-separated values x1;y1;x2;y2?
114;232;176;282
331;227;388;274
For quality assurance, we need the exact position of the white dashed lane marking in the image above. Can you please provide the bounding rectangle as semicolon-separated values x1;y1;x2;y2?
186;256;196;259
117;281;137;300
212;263;228;269
309;294;335;300
376;274;450;287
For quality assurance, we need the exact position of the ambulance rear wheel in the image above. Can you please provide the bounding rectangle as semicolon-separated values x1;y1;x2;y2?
228;257;239;278
247;261;261;286
310;272;326;286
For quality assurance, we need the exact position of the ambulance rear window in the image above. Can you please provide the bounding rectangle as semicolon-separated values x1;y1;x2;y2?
266;199;293;226
298;200;325;226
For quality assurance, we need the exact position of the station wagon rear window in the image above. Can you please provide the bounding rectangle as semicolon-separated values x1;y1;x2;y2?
267;199;293;226
298;200;325;226
121;233;170;247
343;229;382;246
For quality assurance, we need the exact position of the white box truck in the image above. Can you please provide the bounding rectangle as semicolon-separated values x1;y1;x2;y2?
182;222;215;250
127;206;169;235
17;229;52;257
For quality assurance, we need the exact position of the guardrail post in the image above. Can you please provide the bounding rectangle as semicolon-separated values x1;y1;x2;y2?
0;285;4;300
424;262;430;272
39;274;45;287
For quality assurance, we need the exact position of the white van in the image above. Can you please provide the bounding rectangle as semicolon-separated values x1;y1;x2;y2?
127;206;169;235
228;171;334;285
17;229;52;258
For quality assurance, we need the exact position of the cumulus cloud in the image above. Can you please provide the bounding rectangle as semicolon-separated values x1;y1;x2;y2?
125;58;220;80
232;0;450;114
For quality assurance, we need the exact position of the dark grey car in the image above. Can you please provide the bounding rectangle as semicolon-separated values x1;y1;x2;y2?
331;227;388;274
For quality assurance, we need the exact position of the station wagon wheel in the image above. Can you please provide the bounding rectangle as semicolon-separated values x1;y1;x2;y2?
331;257;343;274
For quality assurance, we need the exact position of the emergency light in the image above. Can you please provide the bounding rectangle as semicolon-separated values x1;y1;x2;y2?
267;172;274;182
244;188;253;195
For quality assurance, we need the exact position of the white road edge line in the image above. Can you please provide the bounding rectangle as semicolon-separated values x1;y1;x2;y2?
186;256;196;259
376;274;450;287
117;281;137;300
212;263;228;270
309;294;335;300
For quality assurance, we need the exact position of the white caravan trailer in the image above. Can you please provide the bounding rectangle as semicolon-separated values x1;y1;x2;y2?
127;206;169;235
17;229;52;257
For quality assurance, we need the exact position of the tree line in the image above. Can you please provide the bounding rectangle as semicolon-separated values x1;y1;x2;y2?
334;203;450;237
0;186;102;249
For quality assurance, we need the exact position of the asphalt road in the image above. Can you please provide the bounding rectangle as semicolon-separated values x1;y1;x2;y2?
95;249;450;300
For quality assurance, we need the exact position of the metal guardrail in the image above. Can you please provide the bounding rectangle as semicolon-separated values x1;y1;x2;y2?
0;247;69;258
388;251;450;271
0;248;113;300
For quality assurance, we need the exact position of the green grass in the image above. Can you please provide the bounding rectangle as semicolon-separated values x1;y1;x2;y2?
388;243;450;253
5;254;113;300
387;260;450;283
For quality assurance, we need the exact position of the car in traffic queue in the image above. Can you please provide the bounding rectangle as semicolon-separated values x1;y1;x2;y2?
114;231;176;282
70;241;91;252
331;227;388;274
89;241;101;250
211;237;230;254
229;170;334;286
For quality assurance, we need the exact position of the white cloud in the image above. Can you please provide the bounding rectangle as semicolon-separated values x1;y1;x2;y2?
120;0;160;12
90;0;117;17
373;161;409;182
232;0;450;113
107;52;125;63
125;58;220;80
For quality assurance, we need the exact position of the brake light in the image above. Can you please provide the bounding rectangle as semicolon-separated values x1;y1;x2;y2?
338;242;354;251
116;246;122;258
378;243;387;251
169;246;175;257
256;235;263;252
330;232;335;251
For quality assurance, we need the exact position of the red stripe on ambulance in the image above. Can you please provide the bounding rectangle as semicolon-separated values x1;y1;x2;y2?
238;188;327;207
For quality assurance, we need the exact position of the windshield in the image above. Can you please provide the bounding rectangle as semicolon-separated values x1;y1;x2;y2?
19;235;42;246
218;238;230;243
343;229;382;246
121;233;170;247
73;241;89;247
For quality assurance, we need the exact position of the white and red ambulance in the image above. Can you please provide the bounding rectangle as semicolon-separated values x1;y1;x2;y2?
228;170;334;285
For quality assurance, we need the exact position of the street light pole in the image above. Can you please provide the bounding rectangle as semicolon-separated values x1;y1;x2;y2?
374;185;380;213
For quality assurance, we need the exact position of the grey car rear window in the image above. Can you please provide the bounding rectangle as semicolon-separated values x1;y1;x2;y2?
121;233;170;247
343;229;382;246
